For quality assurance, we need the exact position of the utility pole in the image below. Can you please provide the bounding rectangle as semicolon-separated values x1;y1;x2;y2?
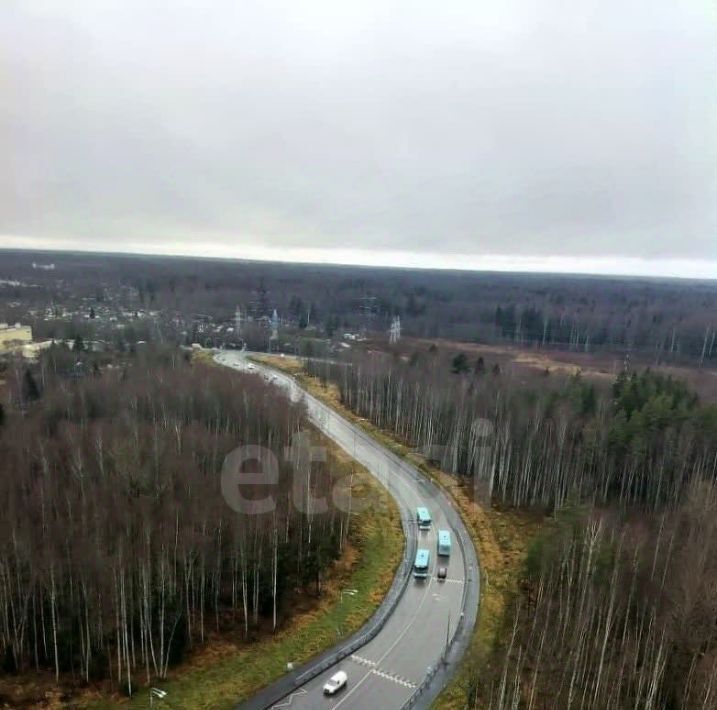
444;610;451;663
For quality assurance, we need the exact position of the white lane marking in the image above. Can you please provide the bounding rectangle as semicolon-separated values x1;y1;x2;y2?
271;688;307;708
333;574;435;708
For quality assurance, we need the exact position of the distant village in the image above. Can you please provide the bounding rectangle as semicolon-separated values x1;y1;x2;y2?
0;268;401;365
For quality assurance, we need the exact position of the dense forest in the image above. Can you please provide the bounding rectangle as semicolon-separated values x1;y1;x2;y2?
1;250;716;363
306;347;717;708
0;347;349;695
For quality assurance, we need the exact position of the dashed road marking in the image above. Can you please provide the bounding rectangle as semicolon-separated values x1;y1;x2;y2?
350;656;417;689
350;654;377;668
371;668;417;689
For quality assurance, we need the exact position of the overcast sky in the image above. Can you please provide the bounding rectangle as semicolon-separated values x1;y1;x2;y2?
2;0;716;277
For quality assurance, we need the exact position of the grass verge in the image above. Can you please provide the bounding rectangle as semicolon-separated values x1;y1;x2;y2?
252;354;546;709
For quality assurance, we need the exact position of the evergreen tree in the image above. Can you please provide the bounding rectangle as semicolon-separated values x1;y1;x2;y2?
22;368;40;402
451;352;470;374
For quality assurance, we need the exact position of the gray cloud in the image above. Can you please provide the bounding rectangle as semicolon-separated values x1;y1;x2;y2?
2;0;716;271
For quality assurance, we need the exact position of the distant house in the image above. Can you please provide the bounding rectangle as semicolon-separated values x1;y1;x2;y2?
0;323;33;351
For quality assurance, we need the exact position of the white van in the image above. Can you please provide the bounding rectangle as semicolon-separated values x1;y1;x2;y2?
323;670;348;695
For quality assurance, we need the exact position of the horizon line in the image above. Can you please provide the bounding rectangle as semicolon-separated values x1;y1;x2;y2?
1;238;716;282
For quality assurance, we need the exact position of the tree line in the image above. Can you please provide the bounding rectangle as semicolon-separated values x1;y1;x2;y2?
2;250;716;363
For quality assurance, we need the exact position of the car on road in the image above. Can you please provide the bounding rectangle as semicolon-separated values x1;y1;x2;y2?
323;670;348;695
437;566;448;581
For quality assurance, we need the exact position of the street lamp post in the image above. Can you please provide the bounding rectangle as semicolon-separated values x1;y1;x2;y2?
149;688;167;706
337;588;358;636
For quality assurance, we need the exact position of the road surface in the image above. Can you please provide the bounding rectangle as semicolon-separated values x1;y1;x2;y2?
214;351;479;710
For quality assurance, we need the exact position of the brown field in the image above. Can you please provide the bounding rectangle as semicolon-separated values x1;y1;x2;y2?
404;337;717;401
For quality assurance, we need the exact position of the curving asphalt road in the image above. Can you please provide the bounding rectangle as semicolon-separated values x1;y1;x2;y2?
214;351;480;710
